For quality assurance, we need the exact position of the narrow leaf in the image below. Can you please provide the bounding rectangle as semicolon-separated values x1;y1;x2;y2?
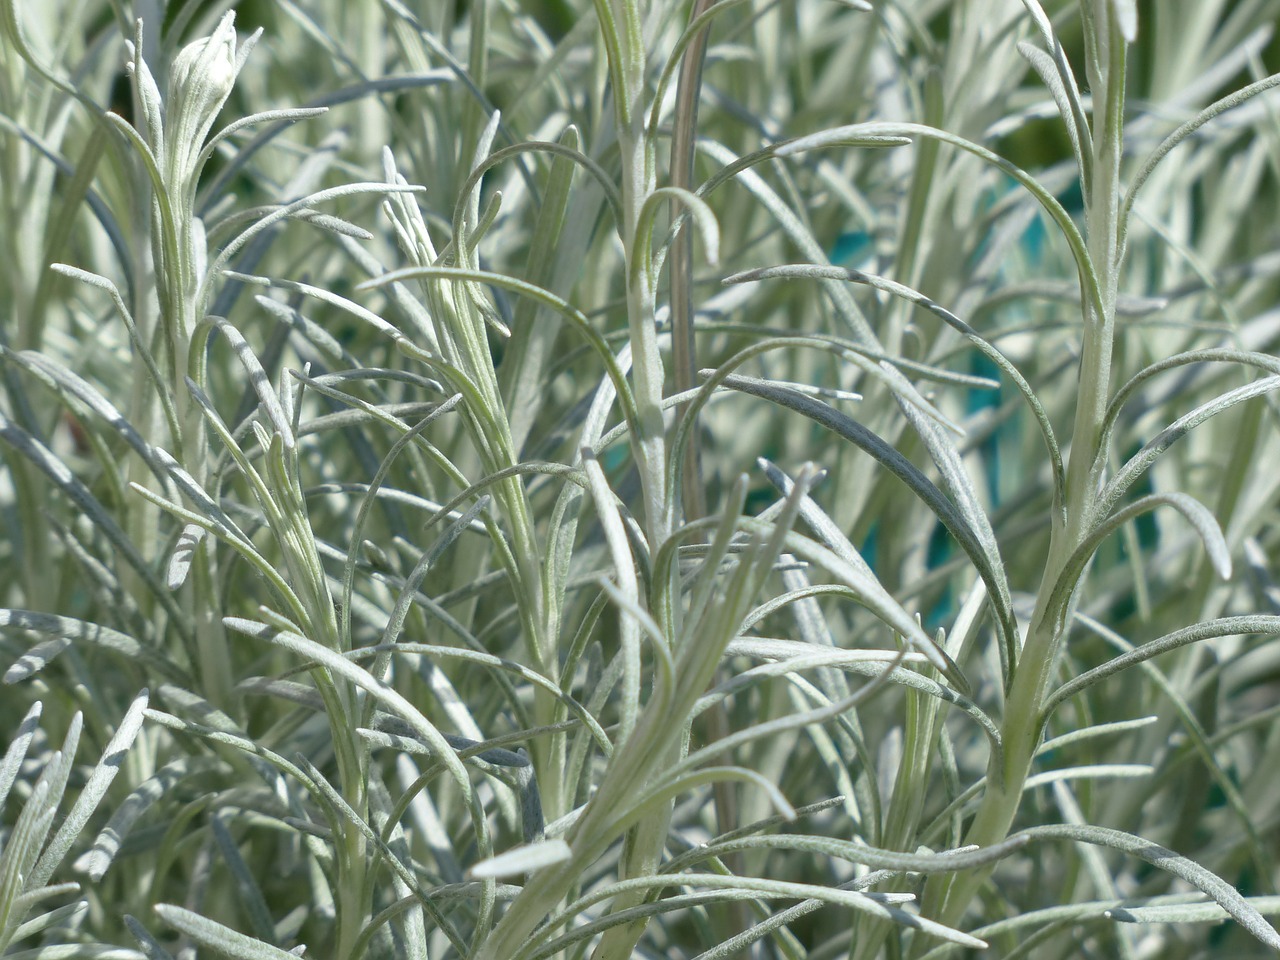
30;690;149;889
155;905;297;960
1021;824;1280;949
467;840;572;880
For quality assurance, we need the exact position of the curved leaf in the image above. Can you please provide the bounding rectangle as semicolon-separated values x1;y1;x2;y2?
530;873;987;959
727;258;1064;526
1042;492;1232;639
1043;616;1280;720
1121;71;1280;255
710;371;1009;684
1017;824;1280;949
1100;348;1280;462
1097;375;1280;523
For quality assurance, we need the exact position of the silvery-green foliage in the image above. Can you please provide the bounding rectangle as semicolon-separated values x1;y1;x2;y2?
0;697;148;956
3;1;1280;959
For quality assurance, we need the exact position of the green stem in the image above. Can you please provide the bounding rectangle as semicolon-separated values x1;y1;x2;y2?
917;3;1128;940
603;0;668;547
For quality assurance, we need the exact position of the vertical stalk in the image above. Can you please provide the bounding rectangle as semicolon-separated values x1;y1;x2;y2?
460;0;489;175
667;0;751;944
0;41;54;611
670;0;715;529
603;0;669;545
582;4;675;957
918;2;1127;940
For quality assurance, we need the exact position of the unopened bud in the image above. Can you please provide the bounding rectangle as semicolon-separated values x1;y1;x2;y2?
165;12;238;186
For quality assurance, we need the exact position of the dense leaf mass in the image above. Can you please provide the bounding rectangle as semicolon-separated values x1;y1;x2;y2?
3;2;1280;958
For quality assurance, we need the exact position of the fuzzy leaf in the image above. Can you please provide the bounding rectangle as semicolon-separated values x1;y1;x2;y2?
154;905;297;960
467;840;572;880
